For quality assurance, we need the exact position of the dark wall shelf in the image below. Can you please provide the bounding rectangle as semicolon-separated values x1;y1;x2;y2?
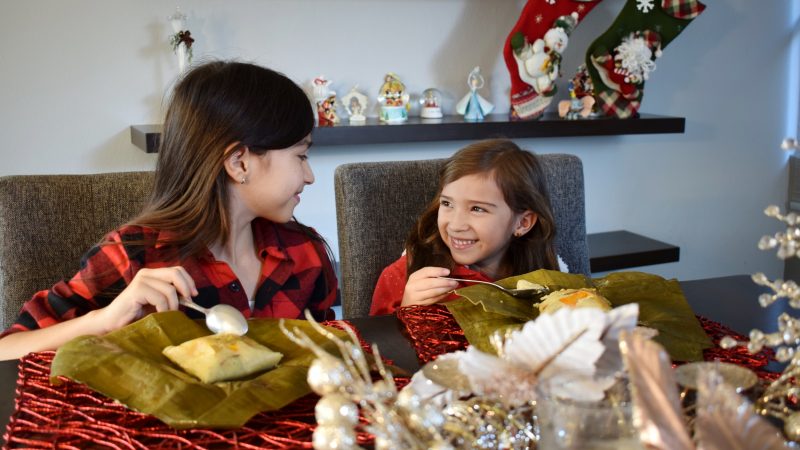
588;230;680;273
130;112;685;153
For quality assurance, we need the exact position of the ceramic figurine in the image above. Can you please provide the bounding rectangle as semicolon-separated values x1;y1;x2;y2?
318;94;339;126
342;86;368;124
455;66;494;121
419;88;443;119
558;81;595;120
311;75;338;126
377;73;410;123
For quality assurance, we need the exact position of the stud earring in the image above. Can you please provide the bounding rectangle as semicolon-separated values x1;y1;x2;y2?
240;176;247;184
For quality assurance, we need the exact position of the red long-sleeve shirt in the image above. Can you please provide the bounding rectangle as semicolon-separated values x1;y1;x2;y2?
370;254;492;315
2;218;338;337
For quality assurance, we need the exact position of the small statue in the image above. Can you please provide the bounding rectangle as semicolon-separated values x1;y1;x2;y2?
455;66;494;121
311;75;338;126
419;88;443;119
318;94;339;126
342;86;368;124
558;81;595;120
377;73;410;123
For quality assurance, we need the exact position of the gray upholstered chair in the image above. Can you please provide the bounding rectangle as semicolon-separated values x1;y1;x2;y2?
0;172;154;330
334;154;589;319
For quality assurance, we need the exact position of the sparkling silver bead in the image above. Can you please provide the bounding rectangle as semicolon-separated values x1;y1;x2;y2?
765;205;781;217
396;386;422;410
759;236;778;250
752;273;769;285
719;336;739;350
316;393;359;427
776;346;795;362
747;340;764;353
308;356;352;396
758;293;776;307
312;425;358;450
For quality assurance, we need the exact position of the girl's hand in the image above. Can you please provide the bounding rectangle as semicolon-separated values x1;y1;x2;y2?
95;267;198;333
401;267;459;307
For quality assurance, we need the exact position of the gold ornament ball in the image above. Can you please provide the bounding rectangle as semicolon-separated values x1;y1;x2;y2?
784;411;800;441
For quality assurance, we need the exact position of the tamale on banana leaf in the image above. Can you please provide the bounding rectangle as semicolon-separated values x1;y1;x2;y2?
446;270;712;361
50;311;347;429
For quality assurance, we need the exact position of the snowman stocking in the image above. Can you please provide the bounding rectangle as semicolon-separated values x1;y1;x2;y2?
585;0;706;118
503;0;604;120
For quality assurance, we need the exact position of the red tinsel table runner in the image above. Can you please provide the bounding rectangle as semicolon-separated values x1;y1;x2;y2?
3;320;405;449
397;304;778;379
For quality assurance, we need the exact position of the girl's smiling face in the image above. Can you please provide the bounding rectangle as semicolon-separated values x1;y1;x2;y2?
437;173;536;278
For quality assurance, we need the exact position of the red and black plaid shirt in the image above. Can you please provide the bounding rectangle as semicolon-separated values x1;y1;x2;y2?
1;218;338;337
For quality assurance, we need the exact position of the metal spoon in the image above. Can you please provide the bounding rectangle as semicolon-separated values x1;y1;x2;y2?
179;297;249;335
439;277;549;299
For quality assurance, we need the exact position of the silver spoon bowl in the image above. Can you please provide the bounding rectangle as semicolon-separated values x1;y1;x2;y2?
440;277;549;299
179;297;249;335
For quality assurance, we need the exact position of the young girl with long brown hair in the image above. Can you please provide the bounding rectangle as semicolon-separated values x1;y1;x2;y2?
0;61;338;359
370;139;562;315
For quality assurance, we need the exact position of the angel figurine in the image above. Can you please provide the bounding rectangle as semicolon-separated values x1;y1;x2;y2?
342;85;368;124
378;73;410;123
419;88;443;119
456;66;494;121
311;76;338;126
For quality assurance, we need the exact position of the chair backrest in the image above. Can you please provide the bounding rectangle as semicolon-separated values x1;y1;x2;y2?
334;154;589;319
0;171;154;330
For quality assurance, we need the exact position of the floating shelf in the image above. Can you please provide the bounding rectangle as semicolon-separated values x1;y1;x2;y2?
130;113;685;153
587;230;680;273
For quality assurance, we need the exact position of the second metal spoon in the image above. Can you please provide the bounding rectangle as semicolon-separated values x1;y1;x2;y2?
439;277;548;299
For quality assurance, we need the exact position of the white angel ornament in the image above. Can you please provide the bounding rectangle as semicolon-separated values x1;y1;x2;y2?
456;66;494;121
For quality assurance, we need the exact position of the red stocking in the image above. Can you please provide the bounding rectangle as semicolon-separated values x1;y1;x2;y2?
503;0;604;120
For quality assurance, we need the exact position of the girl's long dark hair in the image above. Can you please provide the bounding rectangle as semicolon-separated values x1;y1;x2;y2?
129;60;316;256
406;139;558;278
118;61;336;293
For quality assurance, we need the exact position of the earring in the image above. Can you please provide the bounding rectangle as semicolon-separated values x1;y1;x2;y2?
240;176;247;184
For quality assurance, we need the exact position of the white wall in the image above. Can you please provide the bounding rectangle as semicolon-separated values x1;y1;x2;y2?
0;0;793;282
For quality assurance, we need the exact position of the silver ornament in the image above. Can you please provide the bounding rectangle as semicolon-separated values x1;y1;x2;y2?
308;356;352;396
312;424;358;450
316;393;359;427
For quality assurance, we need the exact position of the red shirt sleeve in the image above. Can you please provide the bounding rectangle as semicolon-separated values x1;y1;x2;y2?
0;230;135;338
370;255;409;315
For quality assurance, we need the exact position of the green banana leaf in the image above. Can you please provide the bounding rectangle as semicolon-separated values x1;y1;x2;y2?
446;270;712;362
50;311;347;429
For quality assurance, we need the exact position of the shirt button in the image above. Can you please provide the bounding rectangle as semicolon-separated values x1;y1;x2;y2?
228;282;241;293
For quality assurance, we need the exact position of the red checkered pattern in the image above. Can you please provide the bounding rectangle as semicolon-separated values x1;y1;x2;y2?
2;218;338;337
598;90;641;119
662;0;706;20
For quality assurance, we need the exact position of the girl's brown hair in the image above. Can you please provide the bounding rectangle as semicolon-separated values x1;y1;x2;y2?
127;60;318;257
406;139;559;278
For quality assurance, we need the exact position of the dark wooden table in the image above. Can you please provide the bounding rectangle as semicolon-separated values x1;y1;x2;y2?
0;275;782;445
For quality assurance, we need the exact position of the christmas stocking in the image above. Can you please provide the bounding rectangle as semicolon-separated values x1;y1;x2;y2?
504;0;604;120
585;0;706;118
